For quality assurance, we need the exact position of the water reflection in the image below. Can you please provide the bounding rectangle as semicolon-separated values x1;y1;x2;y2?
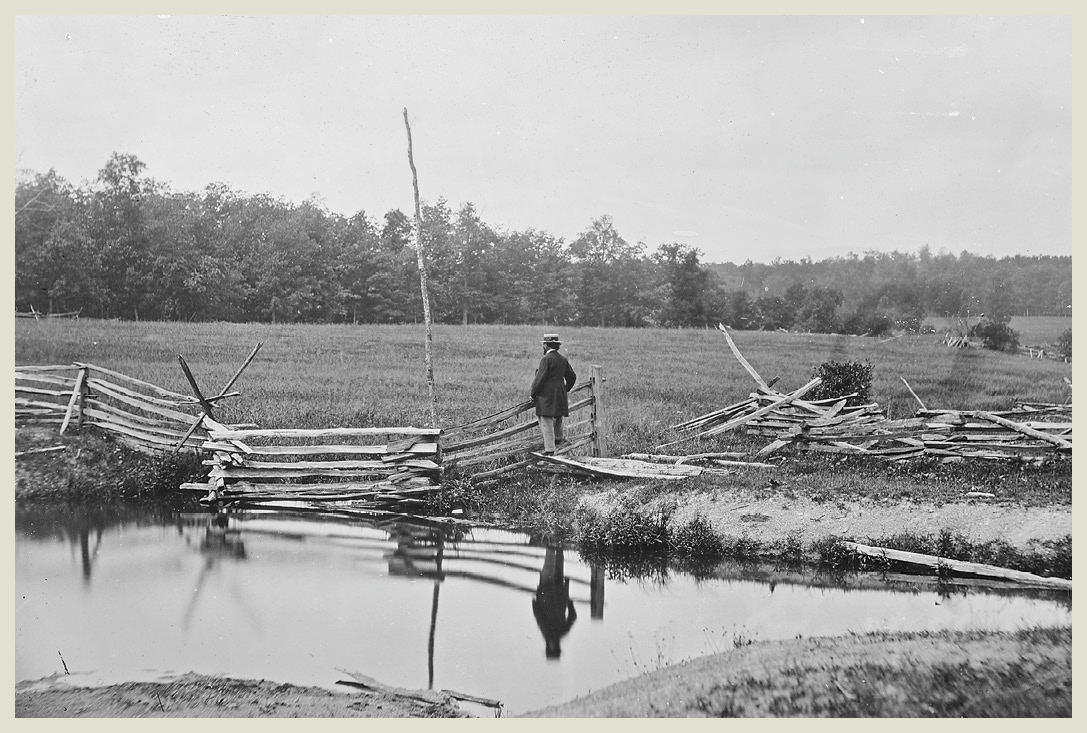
14;506;1072;714
534;547;577;659
181;512;251;632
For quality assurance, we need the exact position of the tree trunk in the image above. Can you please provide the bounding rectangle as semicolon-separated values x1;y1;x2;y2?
403;108;439;427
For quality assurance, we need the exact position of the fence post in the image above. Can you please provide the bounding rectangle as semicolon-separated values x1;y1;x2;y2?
590;365;607;457
59;366;89;436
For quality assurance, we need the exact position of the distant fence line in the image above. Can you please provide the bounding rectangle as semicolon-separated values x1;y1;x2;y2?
15;361;609;507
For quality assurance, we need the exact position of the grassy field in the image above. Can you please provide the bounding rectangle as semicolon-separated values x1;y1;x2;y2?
15;318;1072;573
15;318;1073;456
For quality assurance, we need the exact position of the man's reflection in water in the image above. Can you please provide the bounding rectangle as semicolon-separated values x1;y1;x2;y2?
533;546;577;659
200;512;246;560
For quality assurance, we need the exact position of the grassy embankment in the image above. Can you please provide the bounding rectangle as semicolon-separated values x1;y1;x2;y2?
15;318;1073;574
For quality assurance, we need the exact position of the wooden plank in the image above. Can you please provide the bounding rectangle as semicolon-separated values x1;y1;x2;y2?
210;467;402;480
442;400;536;435
15;372;77;387
207;426;442;440
804;399;848;426
756;438;792;458
622;451;746;463
85;418;206;450
212;341;263;398
967;411;1072;449
15;446;66;458
530;453;691;480
220;479;433;494
14;385;71;397
13;364;82;372
59;366;88;435
841;541;1071;590
73;362;192;401
920;440;1059;453
715;323;769;390
699;377;822;437
446;436;544;467
465;435;594;479
87;378;200;422
672;398;756;430
83;399;183;429
441;418;539;454
15;397;67;411
81;407;204;442
86;375;194;410
589;365;606;457
899;376;927;410
208;457;440;471
711;459;777;468
200;442;439;457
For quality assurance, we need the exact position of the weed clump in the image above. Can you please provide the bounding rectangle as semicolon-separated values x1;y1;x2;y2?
16;431;207;506
808;360;874;406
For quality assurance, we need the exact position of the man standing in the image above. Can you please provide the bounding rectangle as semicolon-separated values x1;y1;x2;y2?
530;333;577;455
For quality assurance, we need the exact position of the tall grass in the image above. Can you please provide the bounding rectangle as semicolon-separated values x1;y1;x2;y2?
15;318;1073;455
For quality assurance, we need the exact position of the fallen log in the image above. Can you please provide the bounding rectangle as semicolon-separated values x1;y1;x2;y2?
840;541;1071;590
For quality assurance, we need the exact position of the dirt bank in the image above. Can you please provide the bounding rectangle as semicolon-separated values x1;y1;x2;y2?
16;626;1070;718
581;486;1073;553
15;672;465;718
521;626;1072;718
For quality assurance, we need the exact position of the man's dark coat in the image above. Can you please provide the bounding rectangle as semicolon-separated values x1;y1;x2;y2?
530;349;577;417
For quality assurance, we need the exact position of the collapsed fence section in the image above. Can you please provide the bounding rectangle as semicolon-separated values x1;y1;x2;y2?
440;365;607;481
756;408;1072;464
15;362;215;453
179;425;444;510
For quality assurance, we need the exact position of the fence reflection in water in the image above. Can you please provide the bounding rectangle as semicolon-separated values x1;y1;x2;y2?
14;507;1071;715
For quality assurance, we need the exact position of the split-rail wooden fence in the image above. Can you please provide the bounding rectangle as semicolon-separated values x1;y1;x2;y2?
17;358;609;511
441;365;607;481
15;362;217;453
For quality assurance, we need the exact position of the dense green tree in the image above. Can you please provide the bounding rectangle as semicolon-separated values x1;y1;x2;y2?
12;153;1072;328
569;216;650;327
653;243;719;327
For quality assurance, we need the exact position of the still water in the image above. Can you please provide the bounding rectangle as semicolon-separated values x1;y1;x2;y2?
15;506;1071;714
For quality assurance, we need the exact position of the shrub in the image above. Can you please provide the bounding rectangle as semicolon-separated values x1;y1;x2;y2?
970;319;1020;352
842;310;894;337
807;360;874;406
1056;328;1071;360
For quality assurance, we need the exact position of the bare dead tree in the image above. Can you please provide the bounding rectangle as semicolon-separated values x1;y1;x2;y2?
403;108;439;427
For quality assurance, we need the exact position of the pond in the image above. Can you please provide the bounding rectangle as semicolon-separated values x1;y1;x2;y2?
14;506;1072;715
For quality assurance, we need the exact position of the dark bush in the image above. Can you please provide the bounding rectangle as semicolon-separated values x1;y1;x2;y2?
970;319;1020;352
1056;328;1071;360
807;360;874;406
842;310;894;337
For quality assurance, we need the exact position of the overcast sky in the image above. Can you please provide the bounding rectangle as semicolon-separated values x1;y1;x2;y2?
12;14;1073;263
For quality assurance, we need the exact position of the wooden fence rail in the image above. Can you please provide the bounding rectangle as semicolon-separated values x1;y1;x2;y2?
440;364;607;481
16;363;214;453
178;421;444;510
18;361;610;508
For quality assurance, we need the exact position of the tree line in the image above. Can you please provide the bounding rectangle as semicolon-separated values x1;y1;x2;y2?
15;153;1071;331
